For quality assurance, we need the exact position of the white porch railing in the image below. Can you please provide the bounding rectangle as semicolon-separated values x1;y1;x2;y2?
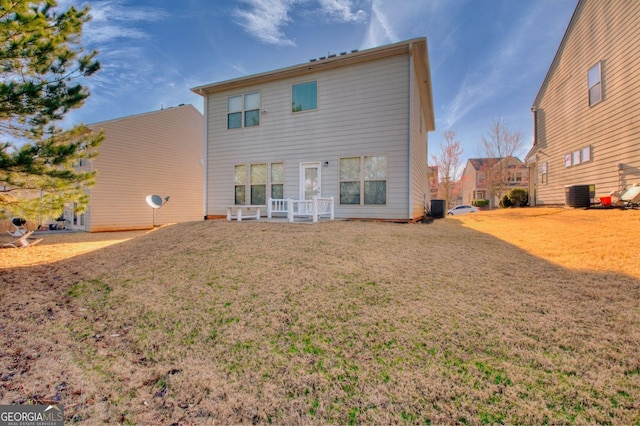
268;197;334;222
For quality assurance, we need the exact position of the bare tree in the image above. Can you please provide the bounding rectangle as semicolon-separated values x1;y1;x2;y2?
479;119;525;206
430;130;463;209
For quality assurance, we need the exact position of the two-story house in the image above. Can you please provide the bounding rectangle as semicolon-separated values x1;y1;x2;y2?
526;0;640;205
191;38;435;221
461;157;528;207
63;105;204;232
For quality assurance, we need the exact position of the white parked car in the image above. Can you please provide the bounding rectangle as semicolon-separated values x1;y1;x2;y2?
447;205;479;215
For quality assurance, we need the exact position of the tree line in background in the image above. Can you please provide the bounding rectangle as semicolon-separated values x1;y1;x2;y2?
0;0;102;222
430;118;526;210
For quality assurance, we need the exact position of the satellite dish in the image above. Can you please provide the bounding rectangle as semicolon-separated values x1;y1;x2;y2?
146;194;164;209
145;194;170;227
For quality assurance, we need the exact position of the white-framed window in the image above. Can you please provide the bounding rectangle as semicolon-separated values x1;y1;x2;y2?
564;153;572;168
477;172;486;185
588;62;602;106
573;150;581;165
250;164;267;205
564;146;592;168
234;165;246;204
228;92;260;129
292;81;317;112
510;171;524;182
271;162;284;199
339;155;387;205
234;162;284;205
541;162;548;184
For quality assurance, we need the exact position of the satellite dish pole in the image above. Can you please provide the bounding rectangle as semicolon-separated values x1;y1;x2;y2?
145;194;170;227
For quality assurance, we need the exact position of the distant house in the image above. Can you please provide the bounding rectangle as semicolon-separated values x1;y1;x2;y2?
461;157;528;207
191;38;435;221
526;0;640;205
63;105;204;232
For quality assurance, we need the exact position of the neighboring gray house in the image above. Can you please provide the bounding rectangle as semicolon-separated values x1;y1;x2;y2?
192;38;435;221
63;105;204;232
526;0;640;205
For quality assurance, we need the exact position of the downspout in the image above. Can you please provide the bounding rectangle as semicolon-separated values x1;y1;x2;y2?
530;105;538;206
87;159;93;231
408;42;414;220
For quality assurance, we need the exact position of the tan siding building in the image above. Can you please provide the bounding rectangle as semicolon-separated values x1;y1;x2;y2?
527;0;640;205
461;157;528;208
67;105;204;232
192;38;435;221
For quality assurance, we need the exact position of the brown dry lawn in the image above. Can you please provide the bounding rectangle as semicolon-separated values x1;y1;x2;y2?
1;208;639;424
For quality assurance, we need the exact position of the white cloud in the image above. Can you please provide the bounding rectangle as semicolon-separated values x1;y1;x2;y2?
83;0;167;44
318;0;366;23
84;25;150;44
228;63;250;75
442;76;493;130
233;0;297;46
56;1;175;124
87;1;167;23
362;0;397;48
441;3;550;130
233;0;367;46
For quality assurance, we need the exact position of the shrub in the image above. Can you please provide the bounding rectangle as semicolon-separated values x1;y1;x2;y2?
472;199;489;208
507;188;529;207
499;195;513;208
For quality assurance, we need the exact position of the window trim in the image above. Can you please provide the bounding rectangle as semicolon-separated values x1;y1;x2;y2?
477;172;486;185
541;161;548;185
234;164;247;205
572;150;581;166
227;91;261;129
292;80;318;113
564;153;572;168
509;171;523;183
250;163;267;205
588;62;602;107
234;161;284;205
564;145;592;168
339;155;388;206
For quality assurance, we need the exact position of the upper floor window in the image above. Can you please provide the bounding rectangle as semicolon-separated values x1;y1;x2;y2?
477;172;486;185
292;81;317;112
510;171;524;182
588;62;602;106
228;92;260;129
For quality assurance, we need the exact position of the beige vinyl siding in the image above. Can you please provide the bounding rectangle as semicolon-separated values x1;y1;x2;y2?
409;53;429;219
87;105;204;232
205;55;411;219
533;1;640;204
460;161;477;205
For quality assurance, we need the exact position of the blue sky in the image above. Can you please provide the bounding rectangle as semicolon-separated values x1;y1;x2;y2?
60;0;578;164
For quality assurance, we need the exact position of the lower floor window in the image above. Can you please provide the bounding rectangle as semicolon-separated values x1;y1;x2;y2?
340;155;387;205
541;162;548;184
235;162;284;205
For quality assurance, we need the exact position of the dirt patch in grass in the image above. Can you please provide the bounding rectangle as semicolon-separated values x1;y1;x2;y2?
1;209;639;424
